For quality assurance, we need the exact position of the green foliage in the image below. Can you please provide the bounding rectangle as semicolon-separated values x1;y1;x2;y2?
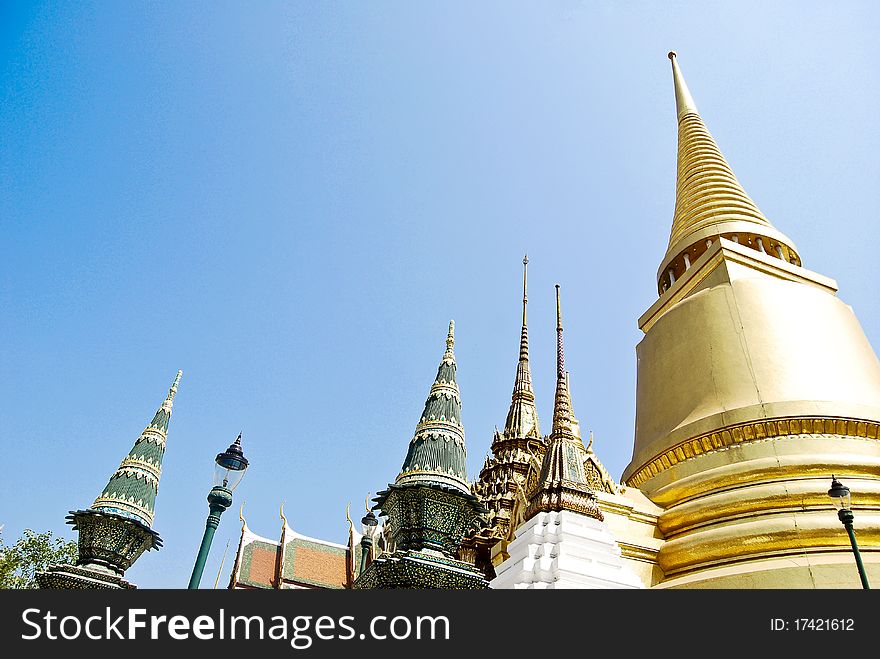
0;529;78;589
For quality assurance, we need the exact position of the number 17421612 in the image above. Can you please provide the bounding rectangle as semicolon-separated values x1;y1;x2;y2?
795;619;853;631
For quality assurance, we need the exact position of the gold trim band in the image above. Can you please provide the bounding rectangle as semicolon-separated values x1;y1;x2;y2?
625;416;880;488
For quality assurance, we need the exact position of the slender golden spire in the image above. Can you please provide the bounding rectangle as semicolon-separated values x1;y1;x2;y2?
521;284;601;522
551;284;573;435
474;258;544;541
212;539;231;589
666;52;770;246
658;52;800;294
520;255;529;360
668;51;698;119
502;257;541;441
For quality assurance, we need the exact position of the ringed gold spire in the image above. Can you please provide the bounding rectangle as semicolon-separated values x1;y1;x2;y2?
551;284;574;436
473;257;545;549
658;52;801;295
502;255;541;441
523;284;602;522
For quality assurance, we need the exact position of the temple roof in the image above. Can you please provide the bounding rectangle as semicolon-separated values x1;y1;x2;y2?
229;512;353;589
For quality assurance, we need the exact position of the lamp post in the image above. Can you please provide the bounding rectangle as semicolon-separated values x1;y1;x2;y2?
827;475;870;589
359;510;378;576
188;434;249;589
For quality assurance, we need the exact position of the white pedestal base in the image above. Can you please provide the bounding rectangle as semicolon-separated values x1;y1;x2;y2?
491;510;645;589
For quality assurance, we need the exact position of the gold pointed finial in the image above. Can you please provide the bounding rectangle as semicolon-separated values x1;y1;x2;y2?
668;50;698;119
555;284;562;332
445;320;455;355
588;430;594;451
503;256;542;442
280;501;288;528
239;501;248;531
555;285;565;379
365;493;371;513
213;539;231;590
551;284;575;436
345;502;354;536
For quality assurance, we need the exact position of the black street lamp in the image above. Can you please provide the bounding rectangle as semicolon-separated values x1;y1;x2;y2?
827;475;870;589
188;434;249;589
359;509;378;576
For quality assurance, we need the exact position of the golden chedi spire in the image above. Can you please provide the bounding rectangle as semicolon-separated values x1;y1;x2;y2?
522;285;602;522
623;52;880;588
503;255;542;441
658;52;801;295
550;285;574;436
473;257;545;558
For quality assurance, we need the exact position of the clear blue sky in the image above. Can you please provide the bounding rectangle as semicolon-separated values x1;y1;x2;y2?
2;2;878;588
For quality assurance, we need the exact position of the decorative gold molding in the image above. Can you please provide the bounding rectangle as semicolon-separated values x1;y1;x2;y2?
617;542;659;564
625;416;880;488
91;495;155;523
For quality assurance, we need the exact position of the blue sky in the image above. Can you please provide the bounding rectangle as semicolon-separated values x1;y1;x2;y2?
2;1;878;588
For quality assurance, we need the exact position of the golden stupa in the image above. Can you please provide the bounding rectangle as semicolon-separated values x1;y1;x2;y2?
616;53;880;588
223;52;879;592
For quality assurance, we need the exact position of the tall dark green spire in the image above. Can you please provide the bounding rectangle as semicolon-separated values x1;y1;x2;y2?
395;321;469;494
92;370;182;527
38;371;182;589
360;322;489;588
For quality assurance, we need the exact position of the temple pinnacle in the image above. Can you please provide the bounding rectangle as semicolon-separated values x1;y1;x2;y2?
555;284;564;377
92;370;183;528
394;321;469;493
498;257;543;445
520;256;529;361
521;284;602;522
161;370;183;412
552;285;572;434
657;51;800;295
38;373;179;587
668;50;698;118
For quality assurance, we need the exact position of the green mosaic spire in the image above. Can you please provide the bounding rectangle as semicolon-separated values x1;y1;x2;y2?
91;370;182;527
395;320;470;494
364;322;488;586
